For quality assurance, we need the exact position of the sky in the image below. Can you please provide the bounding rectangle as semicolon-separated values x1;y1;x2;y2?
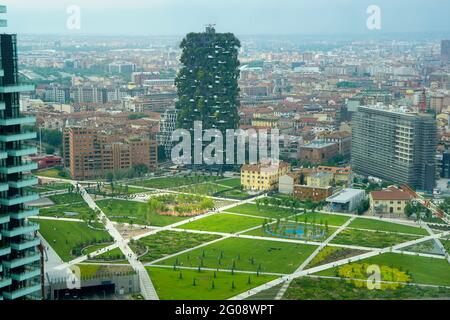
2;0;450;36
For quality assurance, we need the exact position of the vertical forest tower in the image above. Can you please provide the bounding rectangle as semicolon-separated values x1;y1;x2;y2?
0;5;41;300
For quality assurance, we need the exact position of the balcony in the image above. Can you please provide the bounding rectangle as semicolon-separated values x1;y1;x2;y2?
0;192;38;206
0;161;38;175
0;221;39;238
0;116;36;126
0;131;37;143
2;252;40;269
0;84;35;94
11;238;41;251
0;246;11;257
2;283;41;300
0;102;5;110
0;214;10;224
0;151;7;159
7;147;38;157
0;182;8;192
10;207;39;220
8;176;38;189
0;5;6;13
0;278;12;290
11;268;41;282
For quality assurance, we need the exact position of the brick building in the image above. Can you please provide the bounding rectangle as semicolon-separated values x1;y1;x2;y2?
299;140;339;164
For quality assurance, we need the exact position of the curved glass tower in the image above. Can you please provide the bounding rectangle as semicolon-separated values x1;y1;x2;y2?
0;5;41;300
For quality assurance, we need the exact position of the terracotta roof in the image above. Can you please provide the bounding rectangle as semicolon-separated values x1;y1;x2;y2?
371;186;413;201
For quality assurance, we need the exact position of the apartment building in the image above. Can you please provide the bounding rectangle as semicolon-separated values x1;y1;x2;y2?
63;127;157;180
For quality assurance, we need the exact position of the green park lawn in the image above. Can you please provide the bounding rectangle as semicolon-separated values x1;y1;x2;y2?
40;202;96;221
244;225;338;241
133;231;222;263
283;276;450;300
177;213;264;234
35;167;70;179
349;218;428;236
158;237;318;274
316;253;450;287
225;203;297;219
96;199;189;227
28;183;72;194
330;229;419;248
48;193;85;205
135;175;220;189
215;178;241;188
147;267;277;300
299;212;350;226
34;219;113;262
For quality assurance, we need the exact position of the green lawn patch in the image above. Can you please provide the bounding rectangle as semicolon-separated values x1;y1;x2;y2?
331;229;419;248
76;264;134;279
35;167;70;180
159;237;318;274
40;202;96;221
96;199;189;227
34;219;113;262
317;253;450;287
349;218;428;235
147;267;277;300
226;203;297;219
177;214;264;234
48;193;84;205
215;178;241;188
299;212;350;226
283;277;450;300
135;175;220;189
132;231;222;263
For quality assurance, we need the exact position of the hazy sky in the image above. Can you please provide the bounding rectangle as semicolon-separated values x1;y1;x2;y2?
2;0;450;35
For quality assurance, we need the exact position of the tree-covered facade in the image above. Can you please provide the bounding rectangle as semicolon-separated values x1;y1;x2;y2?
175;26;241;139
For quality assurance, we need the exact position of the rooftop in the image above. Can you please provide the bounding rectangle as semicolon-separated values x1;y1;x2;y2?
371;186;413;201
326;188;365;204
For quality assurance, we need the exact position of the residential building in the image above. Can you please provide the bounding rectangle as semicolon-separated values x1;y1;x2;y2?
157;108;178;158
0;14;42;300
278;173;300;194
241;161;290;192
293;185;332;202
317;166;352;186
352;105;437;192
370;186;413;215
306;172;334;188
299;140;339;164
321;131;352;156
63;127;157;180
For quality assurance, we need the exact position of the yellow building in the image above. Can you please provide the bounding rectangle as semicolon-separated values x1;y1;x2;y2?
370;186;413;215
241;161;291;191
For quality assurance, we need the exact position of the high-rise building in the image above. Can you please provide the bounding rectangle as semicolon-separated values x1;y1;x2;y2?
0;5;42;300
175;25;241;145
158;108;178;158
441;40;450;60
352;105;437;192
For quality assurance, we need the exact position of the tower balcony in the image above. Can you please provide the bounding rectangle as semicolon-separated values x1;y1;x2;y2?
0;161;38;175
0;116;36;126
0;182;9;192
9;207;39;220
1;221;39;238
2;283;41;300
0;84;35;94
0;151;7;159
0;131;37;143
0;278;12;290
0;192;39;207
11;237;41;251
7;146;38;157
8;176;39;189
0;245;11;257
0;213;10;224
0;102;5;110
11;267;41;282
1;252;40;269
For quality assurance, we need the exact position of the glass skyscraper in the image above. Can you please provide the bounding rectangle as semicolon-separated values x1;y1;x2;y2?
0;5;41;300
